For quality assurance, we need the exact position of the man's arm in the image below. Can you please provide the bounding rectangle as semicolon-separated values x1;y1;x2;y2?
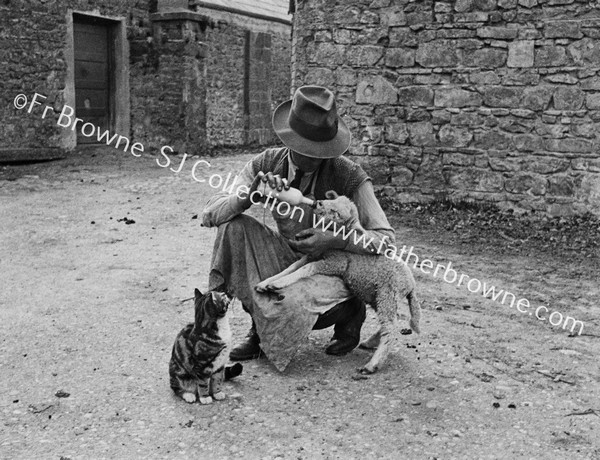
344;180;396;255
202;155;290;228
201;160;255;227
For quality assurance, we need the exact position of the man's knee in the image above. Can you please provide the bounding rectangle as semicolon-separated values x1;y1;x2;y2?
217;214;261;241
217;214;256;238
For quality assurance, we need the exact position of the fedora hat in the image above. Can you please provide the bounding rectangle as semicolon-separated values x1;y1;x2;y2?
272;85;351;159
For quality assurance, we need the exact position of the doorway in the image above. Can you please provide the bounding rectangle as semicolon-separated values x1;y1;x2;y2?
65;12;128;149
73;14;114;144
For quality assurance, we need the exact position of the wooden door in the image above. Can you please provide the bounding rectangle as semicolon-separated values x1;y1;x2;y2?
73;20;111;144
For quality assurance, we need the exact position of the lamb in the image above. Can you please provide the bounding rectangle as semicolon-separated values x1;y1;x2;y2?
255;190;421;374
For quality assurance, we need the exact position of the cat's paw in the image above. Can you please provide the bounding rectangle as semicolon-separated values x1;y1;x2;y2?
198;395;213;405
181;392;197;403
212;391;226;401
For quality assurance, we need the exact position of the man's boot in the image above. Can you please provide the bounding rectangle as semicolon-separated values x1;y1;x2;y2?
323;298;366;356
230;321;262;361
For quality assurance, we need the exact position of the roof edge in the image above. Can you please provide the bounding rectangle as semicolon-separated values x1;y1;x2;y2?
190;0;292;26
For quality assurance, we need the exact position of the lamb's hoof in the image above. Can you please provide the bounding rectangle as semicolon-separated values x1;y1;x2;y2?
358;365;378;375
255;283;283;295
212;391;226;401
199;396;213;405
358;341;377;350
181;392;196;403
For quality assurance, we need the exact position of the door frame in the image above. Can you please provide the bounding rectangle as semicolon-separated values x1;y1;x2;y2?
63;10;129;149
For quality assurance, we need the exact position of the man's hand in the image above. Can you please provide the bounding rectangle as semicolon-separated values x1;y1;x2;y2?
289;228;346;258
262;171;290;192
237;171;289;210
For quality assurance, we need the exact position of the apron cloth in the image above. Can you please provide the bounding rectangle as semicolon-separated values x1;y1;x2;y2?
207;183;352;371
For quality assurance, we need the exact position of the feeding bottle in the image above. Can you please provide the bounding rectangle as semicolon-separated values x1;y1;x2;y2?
259;183;315;207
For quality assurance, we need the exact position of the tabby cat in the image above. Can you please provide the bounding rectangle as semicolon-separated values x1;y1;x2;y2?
169;289;242;404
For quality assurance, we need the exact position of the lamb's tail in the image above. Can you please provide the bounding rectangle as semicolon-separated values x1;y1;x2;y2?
407;290;421;334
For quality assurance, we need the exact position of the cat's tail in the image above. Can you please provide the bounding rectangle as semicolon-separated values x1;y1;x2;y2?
224;363;243;380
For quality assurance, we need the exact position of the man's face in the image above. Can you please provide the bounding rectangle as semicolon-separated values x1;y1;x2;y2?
290;151;323;172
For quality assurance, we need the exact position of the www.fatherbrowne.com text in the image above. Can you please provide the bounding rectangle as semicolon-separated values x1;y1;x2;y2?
15;92;584;335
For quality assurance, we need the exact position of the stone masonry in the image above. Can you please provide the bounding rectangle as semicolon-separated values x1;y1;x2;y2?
291;0;600;216
1;0;150;160
1;0;290;160
135;2;291;153
186;0;292;149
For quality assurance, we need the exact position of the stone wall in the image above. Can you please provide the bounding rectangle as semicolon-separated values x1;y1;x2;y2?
1;1;291;160
272;27;295;111
292;0;600;216
198;11;292;149
247;31;276;144
133;11;209;155
136;6;291;153
203;19;248;147
0;1;151;160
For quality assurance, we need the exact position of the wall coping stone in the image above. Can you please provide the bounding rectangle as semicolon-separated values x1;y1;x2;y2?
0;148;65;163
191;1;292;26
151;10;211;24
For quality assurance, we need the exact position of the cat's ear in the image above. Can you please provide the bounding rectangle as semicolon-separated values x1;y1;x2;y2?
325;190;339;200
194;288;202;298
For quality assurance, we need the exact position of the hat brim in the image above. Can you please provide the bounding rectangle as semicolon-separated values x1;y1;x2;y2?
272;100;351;159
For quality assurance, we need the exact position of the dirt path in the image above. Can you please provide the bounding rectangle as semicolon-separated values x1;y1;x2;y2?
1;148;599;460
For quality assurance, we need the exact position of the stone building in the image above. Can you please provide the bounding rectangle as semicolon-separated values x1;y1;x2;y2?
290;0;600;216
0;0;291;161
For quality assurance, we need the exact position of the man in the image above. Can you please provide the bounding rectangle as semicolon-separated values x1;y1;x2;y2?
202;85;395;364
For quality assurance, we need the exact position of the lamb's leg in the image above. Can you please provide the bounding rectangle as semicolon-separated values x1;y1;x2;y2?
255;255;310;292
260;261;322;291
407;290;421;334
209;367;226;401
400;264;421;333
359;321;392;374
359;329;381;350
359;294;397;374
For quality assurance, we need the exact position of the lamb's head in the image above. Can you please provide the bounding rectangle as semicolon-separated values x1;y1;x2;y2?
314;190;360;227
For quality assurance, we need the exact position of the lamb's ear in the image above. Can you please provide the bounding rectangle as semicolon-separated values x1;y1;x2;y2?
325;190;339;199
194;288;202;298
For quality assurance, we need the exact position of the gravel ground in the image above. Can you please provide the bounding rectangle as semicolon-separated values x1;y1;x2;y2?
1;147;599;460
